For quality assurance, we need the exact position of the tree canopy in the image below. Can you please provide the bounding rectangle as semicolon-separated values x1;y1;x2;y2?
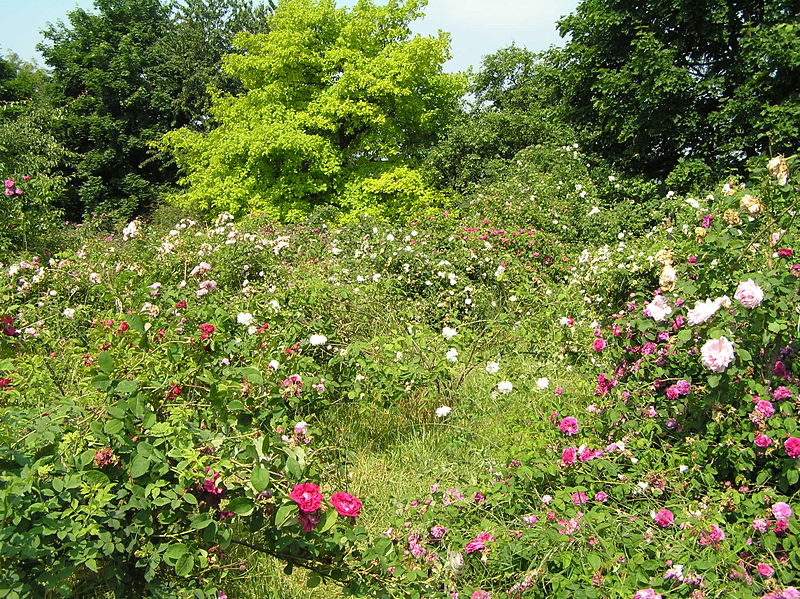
555;0;800;178
163;0;465;220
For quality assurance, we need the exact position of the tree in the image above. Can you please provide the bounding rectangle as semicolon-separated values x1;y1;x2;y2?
162;0;465;220
39;0;275;219
424;46;571;193
556;0;800;178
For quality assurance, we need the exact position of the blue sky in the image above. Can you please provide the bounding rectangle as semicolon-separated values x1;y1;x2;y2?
3;0;579;73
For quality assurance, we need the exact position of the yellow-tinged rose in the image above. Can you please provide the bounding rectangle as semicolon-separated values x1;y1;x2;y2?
767;156;789;186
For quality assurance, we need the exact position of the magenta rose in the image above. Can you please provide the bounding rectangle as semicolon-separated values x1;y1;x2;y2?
757;563;775;578
289;482;323;513
330;492;363;517
558;417;579;436
754;434;772;448
785;437;800;458
561;447;577;465
652;509;674;527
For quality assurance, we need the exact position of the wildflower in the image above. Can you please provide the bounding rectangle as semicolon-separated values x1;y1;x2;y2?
309;334;327;346
442;326;458;340
700;336;735;373
756;563;774;578
63;307;75;319
734;279;764;308
497;381;513;394
754;434;772;448
536;377;549;389
767;155;789;186
446;348;459;362
435;406;452;418
485;361;500;374
237;312;255;326
687;298;721;326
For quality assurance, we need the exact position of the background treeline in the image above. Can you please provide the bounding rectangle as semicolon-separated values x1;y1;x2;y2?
1;0;799;246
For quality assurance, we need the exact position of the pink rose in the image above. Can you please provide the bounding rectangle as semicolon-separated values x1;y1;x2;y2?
593;338;606;352
559;417;579;436
754;400;775;419
754;434;772;448
756;563;774;577
330;492;363;517
289;483;323;513
772;502;793;519
700;336;735;373
561;447;577;465
652;509;674;527
465;532;494;554
687;298;721;326
734;279;764;308
698;524;725;547
594;491;608;502
785;437;800;458
645;296;672;322
571;492;588;505
633;590;662;599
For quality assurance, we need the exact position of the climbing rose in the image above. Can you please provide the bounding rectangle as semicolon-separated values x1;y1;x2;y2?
558;417;579;436
465;532;494;554
772;502;792;519
289;483;323;513
330;492;362;517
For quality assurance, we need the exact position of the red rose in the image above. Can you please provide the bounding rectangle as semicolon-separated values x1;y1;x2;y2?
289;483;323;513
330;492;362;518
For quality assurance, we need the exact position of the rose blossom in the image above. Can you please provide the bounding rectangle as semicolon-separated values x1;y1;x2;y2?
289;483;323;513
594;491;608;502
785;437;800;458
330;492;362;517
734;279;764;308
633;590;662;599
559;417;579;436
700;336;735;373
561;447;577;465
465;532;494;554
687;298;721;326
645;295;672;321
772;502;793;519
593;338;606;352
754;434;772;448
652;509;674;527
757;563;774;577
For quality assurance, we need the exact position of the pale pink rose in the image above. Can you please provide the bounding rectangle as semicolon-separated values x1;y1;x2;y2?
687;298;721;326
700;336;735;373
757;563;774;577
645;295;672;322
734;279;764;308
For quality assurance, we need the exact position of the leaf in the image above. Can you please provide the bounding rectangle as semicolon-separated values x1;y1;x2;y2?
190;512;213;530
130;455;150;478
174;553;193;577
319;508;338;533
165;543;189;560
91;374;112;391
307;573;321;588
251;467;270;492
228;400;245;412
227;497;254;516
707;375;720;388
240;367;263;385
103;419;124;435
116;380;138;395
98;351;115;374
126;314;146;334
275;503;296;527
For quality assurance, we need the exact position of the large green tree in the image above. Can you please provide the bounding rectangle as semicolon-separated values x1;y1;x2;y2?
39;0;274;219
556;0;800;178
163;0;465;220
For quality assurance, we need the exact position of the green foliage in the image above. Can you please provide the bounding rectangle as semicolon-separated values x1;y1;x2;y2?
162;0;465;220
39;0;275;220
557;0;800;177
425;47;571;194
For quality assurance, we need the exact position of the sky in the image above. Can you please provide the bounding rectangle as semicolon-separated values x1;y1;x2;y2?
2;0;580;73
